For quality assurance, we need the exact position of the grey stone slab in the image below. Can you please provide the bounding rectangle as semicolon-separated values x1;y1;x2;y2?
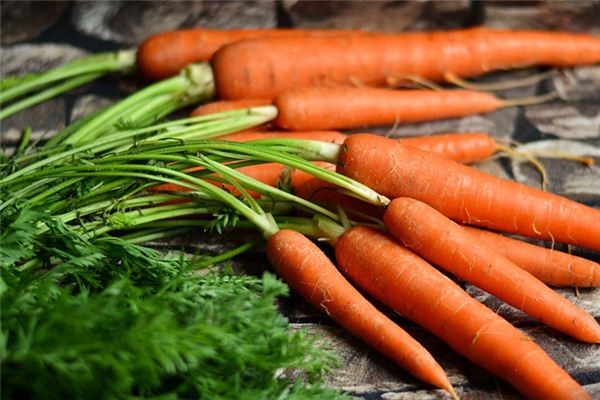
0;1;68;45
0;43;87;77
483;0;600;34
282;0;471;32
71;1;276;46
524;103;600;140
293;323;467;398
509;139;600;199
1;98;66;151
1;44;88;149
69;94;114;122
551;66;600;102
292;321;600;398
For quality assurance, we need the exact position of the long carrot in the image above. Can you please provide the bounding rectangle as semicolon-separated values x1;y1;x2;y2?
335;225;591;400
189;99;500;164
137;28;367;81
383;197;600;343
267;229;456;396
273;88;509;131
211;27;600;99
336;134;600;251
462;226;600;287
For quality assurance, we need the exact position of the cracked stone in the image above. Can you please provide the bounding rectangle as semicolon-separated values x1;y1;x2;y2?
71;1;276;46
0;0;68;45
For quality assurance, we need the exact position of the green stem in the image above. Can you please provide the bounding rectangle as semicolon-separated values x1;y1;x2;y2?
0;50;136;104
62;62;215;145
2;107;277;185
16;128;32;154
0;72;103;121
193;240;260;269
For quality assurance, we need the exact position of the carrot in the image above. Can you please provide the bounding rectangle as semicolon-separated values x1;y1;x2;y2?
189;99;499;163
220;130;348;144
335;225;591;400
337;134;600;251
294;175;383;220
398;132;496;164
267;229;456;395
190;99;273;116
137;28;367;81
383;197;600;343
273;88;507;131
211;27;600;99
462;225;600;287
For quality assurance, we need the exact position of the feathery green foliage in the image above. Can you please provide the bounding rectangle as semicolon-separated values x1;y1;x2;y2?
2;265;343;399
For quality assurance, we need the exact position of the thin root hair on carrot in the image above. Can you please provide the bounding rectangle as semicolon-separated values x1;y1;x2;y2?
443;69;557;91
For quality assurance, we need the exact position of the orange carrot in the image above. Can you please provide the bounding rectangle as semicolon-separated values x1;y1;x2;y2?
211;27;600;99
398;132;496;164
462;226;600;287
267;229;456;395
220;130;348;144
273;88;506;131
335;225;591;400
190;99;273;116
337;134;600;251
137;28;367;81
383;197;600;343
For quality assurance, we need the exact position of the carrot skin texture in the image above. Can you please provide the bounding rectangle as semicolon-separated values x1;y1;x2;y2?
274;88;504;131
267;229;454;392
463;226;600;287
337;134;600;251
137;28;367;81
335;226;591;400
383;197;600;343
212;27;600;99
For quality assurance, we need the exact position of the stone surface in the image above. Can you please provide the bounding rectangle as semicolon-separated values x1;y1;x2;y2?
0;43;87;77
69;94;114;122
295;323;468;398
524;103;600;140
282;0;472;31
551;66;600;102
509;139;600;202
71;1;276;46
0;1;68;44
0;97;66;150
483;0;600;34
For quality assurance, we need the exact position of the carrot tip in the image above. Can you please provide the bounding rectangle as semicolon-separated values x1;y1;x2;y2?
447;385;460;400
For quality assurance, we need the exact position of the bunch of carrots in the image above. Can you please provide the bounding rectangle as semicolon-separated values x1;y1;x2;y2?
3;24;600;400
